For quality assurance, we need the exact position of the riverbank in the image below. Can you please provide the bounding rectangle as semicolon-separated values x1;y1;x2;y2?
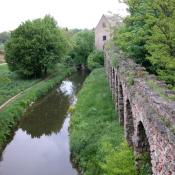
70;68;136;175
0;63;74;151
0;64;39;106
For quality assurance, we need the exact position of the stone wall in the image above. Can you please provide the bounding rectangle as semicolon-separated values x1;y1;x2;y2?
105;45;175;175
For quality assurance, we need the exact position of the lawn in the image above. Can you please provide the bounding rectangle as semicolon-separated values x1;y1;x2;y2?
0;64;39;106
70;68;136;175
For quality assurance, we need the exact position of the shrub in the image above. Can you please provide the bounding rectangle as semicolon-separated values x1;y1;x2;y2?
87;50;104;70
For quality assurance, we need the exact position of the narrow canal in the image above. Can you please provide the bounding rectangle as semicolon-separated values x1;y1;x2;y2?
0;71;87;175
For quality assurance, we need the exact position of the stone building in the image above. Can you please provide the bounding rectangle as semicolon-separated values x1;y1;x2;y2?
95;14;121;50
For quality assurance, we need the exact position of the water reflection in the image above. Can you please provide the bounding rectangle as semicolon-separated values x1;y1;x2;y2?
20;87;70;138
0;71;88;175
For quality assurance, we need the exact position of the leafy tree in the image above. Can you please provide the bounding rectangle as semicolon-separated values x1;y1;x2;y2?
115;0;175;85
87;50;104;70
70;30;94;68
145;0;175;85
5;15;70;78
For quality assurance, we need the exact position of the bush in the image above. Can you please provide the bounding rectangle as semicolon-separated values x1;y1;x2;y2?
87;50;104;70
101;142;136;175
5;15;70;78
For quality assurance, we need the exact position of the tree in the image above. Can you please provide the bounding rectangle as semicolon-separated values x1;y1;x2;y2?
70;30;94;68
87;50;104;70
5;15;70;78
114;0;175;85
145;0;175;85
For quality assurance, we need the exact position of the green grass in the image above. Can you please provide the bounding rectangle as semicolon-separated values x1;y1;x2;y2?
70;68;136;175
0;63;74;150
0;64;39;106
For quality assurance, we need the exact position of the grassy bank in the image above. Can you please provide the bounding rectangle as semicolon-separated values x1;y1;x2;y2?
0;64;39;105
0;63;74;150
70;68;136;175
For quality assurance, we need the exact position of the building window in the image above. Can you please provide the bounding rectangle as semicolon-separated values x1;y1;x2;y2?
103;35;107;41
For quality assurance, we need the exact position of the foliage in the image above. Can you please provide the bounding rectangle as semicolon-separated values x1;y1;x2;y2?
87;50;104;70
114;0;175;85
70;68;136;175
0;63;73;150
0;64;38;106
136;152;152;175
101;142;136;175
5;15;70;77
70;30;94;67
145;0;175;85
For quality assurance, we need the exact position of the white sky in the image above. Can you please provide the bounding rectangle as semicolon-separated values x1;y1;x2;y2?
0;0;128;32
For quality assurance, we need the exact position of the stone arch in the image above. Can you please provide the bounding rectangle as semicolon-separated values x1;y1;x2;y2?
125;99;134;147
118;83;124;125
136;121;152;175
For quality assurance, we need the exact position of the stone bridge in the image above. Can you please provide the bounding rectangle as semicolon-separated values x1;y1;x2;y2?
105;46;175;175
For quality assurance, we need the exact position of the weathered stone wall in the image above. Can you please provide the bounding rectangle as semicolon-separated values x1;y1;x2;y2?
105;46;175;175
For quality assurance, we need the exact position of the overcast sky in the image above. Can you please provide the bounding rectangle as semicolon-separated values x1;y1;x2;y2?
0;0;128;32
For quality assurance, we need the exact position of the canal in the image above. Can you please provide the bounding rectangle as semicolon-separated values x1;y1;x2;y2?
0;71;87;175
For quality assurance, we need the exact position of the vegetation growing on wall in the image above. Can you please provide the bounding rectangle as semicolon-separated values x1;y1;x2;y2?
70;68;136;175
114;0;175;86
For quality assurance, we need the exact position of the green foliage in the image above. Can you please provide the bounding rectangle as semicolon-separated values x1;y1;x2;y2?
87;50;104;70
5;15;70;78
0;64;73;150
136;152;152;175
70;68;136;175
70;30;94;67
0;64;38;106
114;0;175;85
101;142;136;175
145;0;175;85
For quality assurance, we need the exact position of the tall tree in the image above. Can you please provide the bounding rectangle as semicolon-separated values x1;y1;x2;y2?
115;0;175;85
5;15;70;78
145;0;175;84
70;30;94;68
